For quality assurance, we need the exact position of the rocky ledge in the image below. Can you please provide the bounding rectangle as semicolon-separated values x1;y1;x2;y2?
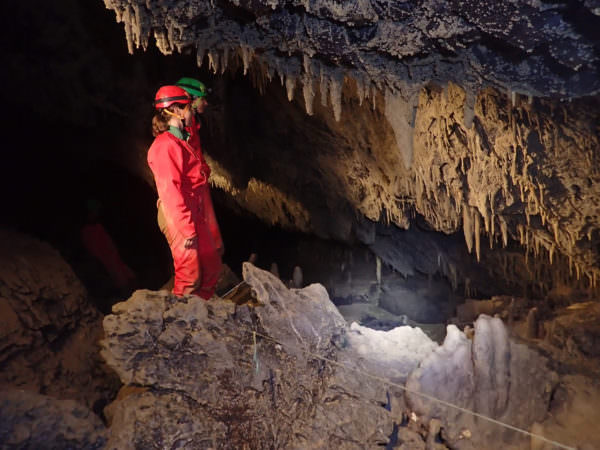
98;263;579;449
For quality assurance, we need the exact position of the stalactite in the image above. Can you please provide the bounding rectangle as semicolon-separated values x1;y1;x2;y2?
384;89;417;169
463;88;476;129
208;50;220;74
303;74;315;115
241;45;254;76
371;83;378;110
329;70;344;122
354;74;366;106
285;75;296;102
474;208;481;262
221;47;230;74
500;217;508;247
319;67;329;107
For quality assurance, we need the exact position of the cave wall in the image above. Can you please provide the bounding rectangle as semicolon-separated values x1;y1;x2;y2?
102;0;600;289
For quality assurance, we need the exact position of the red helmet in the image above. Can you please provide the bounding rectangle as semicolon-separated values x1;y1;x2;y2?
154;85;191;109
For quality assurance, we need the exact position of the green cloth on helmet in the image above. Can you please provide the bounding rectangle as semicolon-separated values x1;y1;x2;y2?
176;77;207;98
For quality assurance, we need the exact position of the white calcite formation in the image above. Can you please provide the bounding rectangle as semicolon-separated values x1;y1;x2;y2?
406;316;557;447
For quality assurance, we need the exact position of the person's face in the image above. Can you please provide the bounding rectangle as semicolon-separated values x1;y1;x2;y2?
176;103;193;126
192;96;208;114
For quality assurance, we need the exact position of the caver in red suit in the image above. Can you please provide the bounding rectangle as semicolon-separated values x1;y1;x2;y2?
81;222;136;290
186;114;224;254
147;122;222;299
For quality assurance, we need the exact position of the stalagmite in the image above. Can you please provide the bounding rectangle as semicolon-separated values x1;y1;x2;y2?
270;262;279;278
292;266;303;288
376;255;381;285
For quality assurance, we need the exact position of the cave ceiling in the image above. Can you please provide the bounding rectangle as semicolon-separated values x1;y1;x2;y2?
104;0;600;286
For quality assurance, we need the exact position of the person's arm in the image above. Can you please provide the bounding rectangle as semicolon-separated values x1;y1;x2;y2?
148;138;196;241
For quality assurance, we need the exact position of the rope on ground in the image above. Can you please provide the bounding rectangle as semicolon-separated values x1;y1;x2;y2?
239;325;576;450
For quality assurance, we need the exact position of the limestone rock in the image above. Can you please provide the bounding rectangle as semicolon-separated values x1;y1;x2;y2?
106;390;228;450
101;264;563;449
0;389;107;449
545;301;600;359
104;0;600;98
0;230;119;410
102;0;600;289
102;263;393;448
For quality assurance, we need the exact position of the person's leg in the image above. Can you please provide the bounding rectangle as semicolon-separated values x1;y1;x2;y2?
159;200;201;296
170;234;202;296
200;185;224;254
191;220;222;299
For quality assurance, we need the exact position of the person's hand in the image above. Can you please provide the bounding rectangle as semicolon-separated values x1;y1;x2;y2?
184;236;197;249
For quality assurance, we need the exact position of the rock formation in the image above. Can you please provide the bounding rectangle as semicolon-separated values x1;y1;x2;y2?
0;390;107;450
101;0;600;292
0;230;119;411
99;263;568;449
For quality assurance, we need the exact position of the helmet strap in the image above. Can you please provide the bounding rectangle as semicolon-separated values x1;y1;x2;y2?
162;108;185;121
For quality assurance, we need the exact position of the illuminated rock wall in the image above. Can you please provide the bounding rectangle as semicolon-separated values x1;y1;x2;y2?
103;0;600;285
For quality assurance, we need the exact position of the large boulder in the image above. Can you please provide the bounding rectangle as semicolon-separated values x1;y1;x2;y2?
0;230;119;409
102;263;566;449
102;263;394;448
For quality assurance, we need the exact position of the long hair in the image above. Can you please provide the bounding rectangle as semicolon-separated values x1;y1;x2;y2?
151;103;188;137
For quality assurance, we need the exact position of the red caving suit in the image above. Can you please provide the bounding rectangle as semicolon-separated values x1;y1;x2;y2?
186;115;224;254
147;129;222;299
80;222;136;290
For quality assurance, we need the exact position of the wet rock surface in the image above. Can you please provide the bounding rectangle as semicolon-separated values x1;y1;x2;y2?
100;263;578;449
0;230;119;410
